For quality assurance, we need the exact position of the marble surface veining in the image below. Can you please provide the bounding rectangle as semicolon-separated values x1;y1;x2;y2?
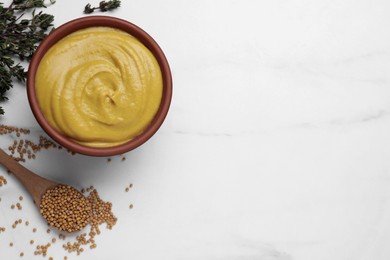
1;0;390;259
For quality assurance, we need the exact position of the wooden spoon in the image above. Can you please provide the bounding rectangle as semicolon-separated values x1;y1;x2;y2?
0;148;59;206
0;148;91;233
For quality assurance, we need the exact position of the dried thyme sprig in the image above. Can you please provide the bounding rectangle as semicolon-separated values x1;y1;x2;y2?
84;0;121;14
0;0;55;115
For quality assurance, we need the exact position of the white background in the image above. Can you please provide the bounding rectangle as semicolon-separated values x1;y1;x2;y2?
1;0;390;259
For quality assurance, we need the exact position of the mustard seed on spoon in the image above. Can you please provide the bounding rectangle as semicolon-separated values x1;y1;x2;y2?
40;185;91;232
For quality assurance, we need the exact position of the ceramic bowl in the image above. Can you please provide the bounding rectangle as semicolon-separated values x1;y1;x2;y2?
27;16;172;156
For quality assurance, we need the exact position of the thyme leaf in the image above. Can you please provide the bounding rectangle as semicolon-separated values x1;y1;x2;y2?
84;0;121;14
0;0;55;115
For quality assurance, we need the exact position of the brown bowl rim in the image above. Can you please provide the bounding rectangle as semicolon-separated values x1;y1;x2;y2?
27;16;172;156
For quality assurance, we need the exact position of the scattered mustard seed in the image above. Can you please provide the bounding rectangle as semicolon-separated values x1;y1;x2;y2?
0;175;7;186
1;125;57;162
34;242;51;256
61;188;117;255
12;220;22;229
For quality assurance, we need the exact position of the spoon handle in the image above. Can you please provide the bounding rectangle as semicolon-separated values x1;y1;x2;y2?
0;148;57;205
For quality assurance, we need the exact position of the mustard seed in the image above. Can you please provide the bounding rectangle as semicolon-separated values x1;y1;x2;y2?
20;252;24;257
125;187;129;192
40;185;90;232
61;187;117;255
19;196;23;201
10;242;13;247
34;242;51;256
129;204;133;209
33;228;37;233
30;240;34;244
0;176;7;186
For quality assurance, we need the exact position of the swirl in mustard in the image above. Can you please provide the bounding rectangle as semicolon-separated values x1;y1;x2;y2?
36;27;163;147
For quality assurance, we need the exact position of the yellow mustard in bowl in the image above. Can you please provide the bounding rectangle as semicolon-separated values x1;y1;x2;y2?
36;27;163;147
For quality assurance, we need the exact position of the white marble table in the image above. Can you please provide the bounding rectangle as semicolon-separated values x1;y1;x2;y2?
1;0;390;259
